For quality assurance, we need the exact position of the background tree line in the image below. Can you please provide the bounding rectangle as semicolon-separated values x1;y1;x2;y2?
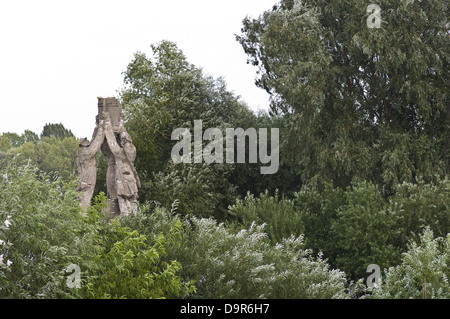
1;0;449;298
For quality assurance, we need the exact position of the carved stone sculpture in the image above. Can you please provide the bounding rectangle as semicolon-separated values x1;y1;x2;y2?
76;121;105;212
77;97;140;216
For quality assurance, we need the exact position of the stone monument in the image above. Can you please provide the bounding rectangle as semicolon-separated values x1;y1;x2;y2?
77;97;140;216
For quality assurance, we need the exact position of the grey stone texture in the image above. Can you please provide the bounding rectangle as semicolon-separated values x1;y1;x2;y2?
77;97;140;216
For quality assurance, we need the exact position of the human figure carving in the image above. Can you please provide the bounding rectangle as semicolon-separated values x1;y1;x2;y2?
118;116;141;190
103;116;140;215
77;97;140;216
76;118;105;212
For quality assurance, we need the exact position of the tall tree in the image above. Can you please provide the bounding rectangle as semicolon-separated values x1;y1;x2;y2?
121;41;256;174
120;41;281;218
237;0;449;189
41;123;75;140
0;135;11;152
1;133;24;148
22;129;39;144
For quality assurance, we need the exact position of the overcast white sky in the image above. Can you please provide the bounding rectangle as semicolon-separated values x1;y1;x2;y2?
0;0;275;139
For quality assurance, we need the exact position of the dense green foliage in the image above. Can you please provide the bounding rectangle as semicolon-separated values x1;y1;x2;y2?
0;163;85;298
80;194;195;299
123;204;352;299
0;164;193;299
40;123;75;140
0;124;79;180
229;190;302;245
119;40;289;219
229;180;449;280
237;0;449;192
371;228;450;299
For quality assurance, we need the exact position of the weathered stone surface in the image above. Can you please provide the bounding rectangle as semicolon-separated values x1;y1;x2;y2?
97;97;122;133
77;97;140;216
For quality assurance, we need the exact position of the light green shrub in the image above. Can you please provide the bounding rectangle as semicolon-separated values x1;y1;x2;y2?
0;163;193;299
372;228;450;299
125;205;352;299
229;190;302;245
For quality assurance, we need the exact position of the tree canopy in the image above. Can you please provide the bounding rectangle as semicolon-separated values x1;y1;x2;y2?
237;0;449;190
